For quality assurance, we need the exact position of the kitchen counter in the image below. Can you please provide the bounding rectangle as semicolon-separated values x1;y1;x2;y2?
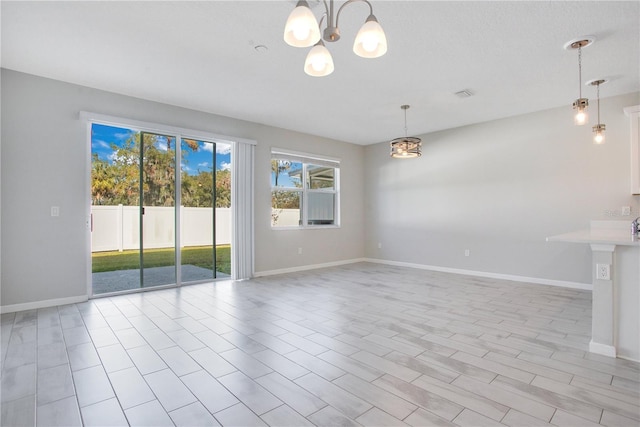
547;221;639;361
547;227;639;246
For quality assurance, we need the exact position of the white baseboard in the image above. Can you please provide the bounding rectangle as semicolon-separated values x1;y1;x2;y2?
617;354;640;363
363;258;593;291
254;258;366;278
1;258;589;312
589;340;617;358
1;295;89;314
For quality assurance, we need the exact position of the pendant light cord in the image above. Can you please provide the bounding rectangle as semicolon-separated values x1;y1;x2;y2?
401;104;410;138
596;82;600;123
578;47;583;99
404;108;408;137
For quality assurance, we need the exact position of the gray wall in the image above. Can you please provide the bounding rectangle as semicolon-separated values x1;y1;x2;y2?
2;67;638;310
364;92;640;284
0;69;365;308
254;126;365;274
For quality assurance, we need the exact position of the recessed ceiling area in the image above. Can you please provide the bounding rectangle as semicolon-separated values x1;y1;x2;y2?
2;1;638;145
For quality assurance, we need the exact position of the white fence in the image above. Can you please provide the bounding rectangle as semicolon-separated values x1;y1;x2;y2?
91;205;231;252
271;209;300;227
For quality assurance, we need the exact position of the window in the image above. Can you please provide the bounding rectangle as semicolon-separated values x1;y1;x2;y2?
271;149;340;228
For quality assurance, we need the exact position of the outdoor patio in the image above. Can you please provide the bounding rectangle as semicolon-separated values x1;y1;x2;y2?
92;265;229;294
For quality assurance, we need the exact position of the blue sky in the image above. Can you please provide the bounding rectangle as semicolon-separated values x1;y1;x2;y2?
271;160;302;188
91;123;231;175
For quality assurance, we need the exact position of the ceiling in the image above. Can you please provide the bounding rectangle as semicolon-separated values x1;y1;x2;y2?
2;1;638;145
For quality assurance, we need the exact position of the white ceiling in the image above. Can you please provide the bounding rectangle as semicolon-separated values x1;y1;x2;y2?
2;1;638;145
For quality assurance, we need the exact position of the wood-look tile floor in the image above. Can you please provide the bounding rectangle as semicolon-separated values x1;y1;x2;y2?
1;262;639;426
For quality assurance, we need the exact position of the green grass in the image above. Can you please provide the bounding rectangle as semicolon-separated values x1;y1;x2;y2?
92;245;231;275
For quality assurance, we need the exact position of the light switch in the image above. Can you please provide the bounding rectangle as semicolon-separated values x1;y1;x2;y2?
51;206;60;217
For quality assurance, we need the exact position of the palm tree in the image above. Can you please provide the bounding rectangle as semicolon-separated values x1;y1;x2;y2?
271;160;291;187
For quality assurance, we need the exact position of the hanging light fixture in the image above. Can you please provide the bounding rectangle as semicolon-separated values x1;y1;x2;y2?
564;36;595;125
588;79;607;144
390;105;421;159
284;0;387;77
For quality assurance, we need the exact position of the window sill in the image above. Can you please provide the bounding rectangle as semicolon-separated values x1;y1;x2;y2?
271;225;341;231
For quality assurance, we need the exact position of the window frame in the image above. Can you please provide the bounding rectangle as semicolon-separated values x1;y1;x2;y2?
271;149;340;230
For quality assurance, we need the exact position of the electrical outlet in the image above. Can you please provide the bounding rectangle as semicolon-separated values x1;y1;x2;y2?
377;242;382;249
298;247;303;255
622;206;631;216
596;263;611;280
464;249;470;257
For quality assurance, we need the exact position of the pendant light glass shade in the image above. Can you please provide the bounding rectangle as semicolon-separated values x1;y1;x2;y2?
593;124;606;144
390;105;421;158
284;1;321;48
573;98;589;125
390;137;421;158
353;15;387;58
304;41;334;76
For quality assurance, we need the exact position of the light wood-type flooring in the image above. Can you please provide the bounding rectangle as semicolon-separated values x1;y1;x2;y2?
1;262;639;426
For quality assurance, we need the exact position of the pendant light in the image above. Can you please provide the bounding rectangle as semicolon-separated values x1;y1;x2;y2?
390;105;421;159
588;79;607;144
564;37;594;125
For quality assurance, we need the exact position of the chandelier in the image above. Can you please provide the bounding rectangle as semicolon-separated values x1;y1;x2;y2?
284;0;387;77
390;105;421;159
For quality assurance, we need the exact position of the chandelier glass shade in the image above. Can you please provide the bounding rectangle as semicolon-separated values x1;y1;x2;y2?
352;15;387;58
284;0;387;76
284;2;322;47
304;40;335;76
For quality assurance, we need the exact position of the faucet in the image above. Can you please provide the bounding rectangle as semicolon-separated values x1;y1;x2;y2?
633;216;640;236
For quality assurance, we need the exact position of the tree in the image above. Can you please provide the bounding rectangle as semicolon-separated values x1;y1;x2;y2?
215;169;231;208
271;190;300;209
91;132;232;208
91;153;115;205
91;137;139;205
271;159;302;212
141;133;176;207
271;160;291;187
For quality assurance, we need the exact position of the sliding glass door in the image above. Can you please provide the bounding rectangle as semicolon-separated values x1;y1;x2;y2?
90;123;231;296
140;131;177;288
180;139;214;283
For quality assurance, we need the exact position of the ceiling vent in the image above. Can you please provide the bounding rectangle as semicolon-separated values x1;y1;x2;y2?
454;90;473;98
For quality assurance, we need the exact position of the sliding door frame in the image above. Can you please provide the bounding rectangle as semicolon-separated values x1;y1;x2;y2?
82;111;255;298
139;130;180;289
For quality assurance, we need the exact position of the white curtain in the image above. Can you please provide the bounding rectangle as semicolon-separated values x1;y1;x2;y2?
231;141;255;280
